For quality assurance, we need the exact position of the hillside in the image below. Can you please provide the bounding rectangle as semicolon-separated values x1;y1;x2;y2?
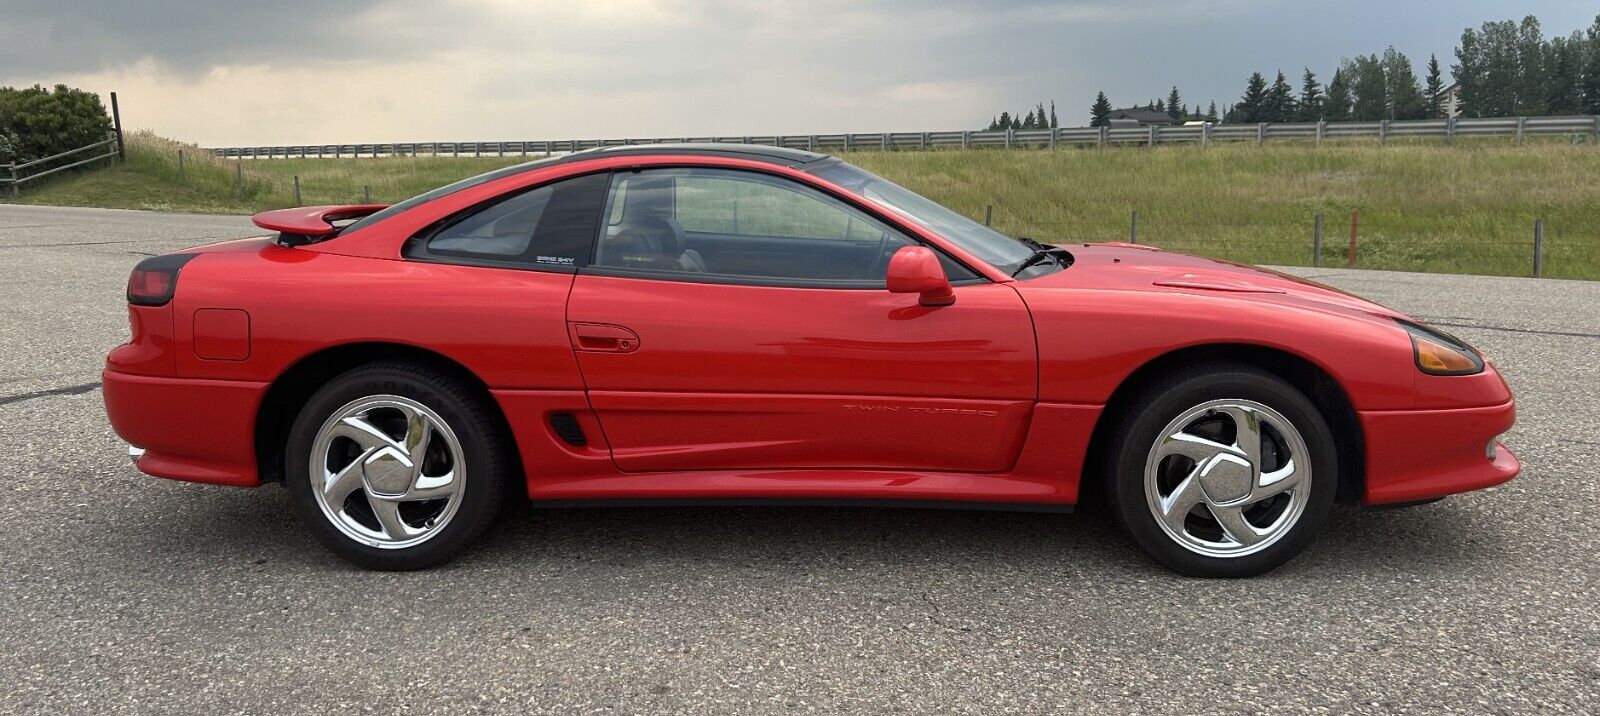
7;132;1599;279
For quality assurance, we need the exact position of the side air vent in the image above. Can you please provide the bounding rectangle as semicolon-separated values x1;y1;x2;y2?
548;412;588;447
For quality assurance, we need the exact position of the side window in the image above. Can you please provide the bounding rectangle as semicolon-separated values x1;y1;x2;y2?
592;168;972;286
405;172;609;271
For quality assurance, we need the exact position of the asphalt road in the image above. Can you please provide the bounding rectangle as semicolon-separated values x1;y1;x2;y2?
2;204;1596;715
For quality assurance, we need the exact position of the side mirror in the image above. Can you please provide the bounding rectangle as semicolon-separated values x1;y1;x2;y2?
886;246;955;307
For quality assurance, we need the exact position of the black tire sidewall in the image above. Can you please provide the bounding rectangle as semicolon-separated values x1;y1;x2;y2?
1108;366;1338;578
284;363;508;570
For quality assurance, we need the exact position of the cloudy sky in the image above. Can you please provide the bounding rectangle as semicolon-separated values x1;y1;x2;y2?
2;0;1594;146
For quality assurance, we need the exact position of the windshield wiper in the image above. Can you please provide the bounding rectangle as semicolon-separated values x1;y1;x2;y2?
1010;237;1073;277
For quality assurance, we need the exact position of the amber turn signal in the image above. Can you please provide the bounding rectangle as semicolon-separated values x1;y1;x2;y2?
1397;319;1484;376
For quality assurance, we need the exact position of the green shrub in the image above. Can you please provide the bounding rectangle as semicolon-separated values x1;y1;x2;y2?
0;84;113;164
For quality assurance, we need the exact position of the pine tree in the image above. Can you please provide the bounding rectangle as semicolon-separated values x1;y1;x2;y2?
1238;72;1268;122
1022;110;1036;129
1090;92;1112;127
1585;15;1600;113
1154;98;1165;113
1206;101;1219;123
1166;86;1183;120
1325;68;1352;121
986;116;999;131
1011;115;1022;130
1383;47;1426;119
1349;55;1388;120
1298;68;1323;121
996;111;1012;131
1265;71;1294;122
1425;54;1445;118
1036;102;1048;129
1544;35;1582;114
1049;101;1059;128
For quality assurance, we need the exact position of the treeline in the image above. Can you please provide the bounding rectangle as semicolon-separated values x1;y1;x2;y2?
984;101;1059;131
1055;12;1600;127
0;84;112;164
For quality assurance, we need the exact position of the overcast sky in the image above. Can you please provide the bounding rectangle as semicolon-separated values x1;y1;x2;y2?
2;0;1594;146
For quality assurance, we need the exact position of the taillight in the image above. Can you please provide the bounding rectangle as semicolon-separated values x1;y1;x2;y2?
126;253;197;306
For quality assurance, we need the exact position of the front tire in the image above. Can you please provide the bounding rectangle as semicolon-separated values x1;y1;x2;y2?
1105;364;1338;577
285;362;511;570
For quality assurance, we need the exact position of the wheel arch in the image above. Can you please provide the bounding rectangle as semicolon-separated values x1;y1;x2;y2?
1080;342;1366;505
253;342;520;487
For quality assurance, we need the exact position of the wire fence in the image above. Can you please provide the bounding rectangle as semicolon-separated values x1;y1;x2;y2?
204;115;1600;159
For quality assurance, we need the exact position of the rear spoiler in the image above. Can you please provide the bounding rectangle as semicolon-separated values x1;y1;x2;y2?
252;204;388;246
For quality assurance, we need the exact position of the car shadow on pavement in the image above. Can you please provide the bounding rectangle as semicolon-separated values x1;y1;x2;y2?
138;486;1507;580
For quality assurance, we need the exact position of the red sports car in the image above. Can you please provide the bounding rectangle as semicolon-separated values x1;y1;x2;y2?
103;144;1518;576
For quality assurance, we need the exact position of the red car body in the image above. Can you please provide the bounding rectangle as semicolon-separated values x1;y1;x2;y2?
103;147;1518;515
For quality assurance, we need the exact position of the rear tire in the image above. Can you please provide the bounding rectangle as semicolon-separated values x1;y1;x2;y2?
285;362;511;570
1104;364;1337;577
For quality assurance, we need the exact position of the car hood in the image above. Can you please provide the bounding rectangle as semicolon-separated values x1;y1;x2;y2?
1021;243;1404;318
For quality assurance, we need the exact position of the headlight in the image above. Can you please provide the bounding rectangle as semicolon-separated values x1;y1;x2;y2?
1396;319;1484;376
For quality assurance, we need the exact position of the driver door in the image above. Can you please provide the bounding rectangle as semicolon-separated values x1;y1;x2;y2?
567;167;1038;473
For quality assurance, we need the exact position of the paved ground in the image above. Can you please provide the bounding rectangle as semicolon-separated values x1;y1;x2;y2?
1;204;1597;715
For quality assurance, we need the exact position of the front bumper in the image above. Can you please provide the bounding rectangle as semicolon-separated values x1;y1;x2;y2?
104;368;267;487
1360;398;1519;504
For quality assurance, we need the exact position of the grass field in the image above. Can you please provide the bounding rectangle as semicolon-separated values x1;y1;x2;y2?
8;131;1600;279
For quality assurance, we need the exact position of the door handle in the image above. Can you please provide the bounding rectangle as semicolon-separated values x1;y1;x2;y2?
568;322;641;353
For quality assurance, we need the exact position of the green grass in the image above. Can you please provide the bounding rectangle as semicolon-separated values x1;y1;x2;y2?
7;132;1599;279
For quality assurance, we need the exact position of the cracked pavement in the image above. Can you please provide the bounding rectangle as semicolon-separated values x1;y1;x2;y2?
1;204;1597;714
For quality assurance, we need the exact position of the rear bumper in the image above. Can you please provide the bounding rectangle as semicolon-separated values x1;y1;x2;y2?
102;368;267;487
1360;398;1519;504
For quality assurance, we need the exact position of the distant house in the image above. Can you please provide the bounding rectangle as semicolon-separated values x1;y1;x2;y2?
1106;107;1180;126
1435;83;1462;119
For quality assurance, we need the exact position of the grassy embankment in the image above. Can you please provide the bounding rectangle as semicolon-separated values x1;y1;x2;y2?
6;131;1599;279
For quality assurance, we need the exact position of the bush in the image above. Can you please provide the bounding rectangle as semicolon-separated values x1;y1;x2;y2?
0;84;113;164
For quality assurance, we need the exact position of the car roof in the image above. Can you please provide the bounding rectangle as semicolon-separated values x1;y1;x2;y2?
561;143;829;168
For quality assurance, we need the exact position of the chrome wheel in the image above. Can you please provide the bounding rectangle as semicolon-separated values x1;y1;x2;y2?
1143;398;1311;558
308;395;465;550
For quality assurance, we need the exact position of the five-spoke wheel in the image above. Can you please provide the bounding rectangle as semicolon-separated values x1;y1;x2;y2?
1107;364;1338;577
285;362;511;570
310;395;466;549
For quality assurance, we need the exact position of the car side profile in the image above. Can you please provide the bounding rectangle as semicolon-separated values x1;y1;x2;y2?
102;144;1519;576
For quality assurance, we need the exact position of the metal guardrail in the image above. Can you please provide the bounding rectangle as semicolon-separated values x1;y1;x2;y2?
2;135;120;196
205;115;1600;159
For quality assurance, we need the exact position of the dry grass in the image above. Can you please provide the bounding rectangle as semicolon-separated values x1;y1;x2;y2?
6;134;1598;278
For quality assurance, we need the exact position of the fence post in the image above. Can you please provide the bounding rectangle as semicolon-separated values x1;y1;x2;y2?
1130;210;1139;243
1098;125;1108;147
1005;128;1013;149
1347;210;1359;268
1313;213;1323;267
1592;115;1599;144
234;160;242;199
293;175;302;205
880;133;888;151
334;145;340;159
983;205;993;226
1316;120;1326;145
920;132;929;150
1446;116;1456;145
1257;122;1266;146
962;131;971;149
1202;122;1212;147
364;185;372;203
1379;119;1389;144
1515;117;1526;144
1049;127;1059;149
110;91;125;160
1148;125;1158;147
1533;219;1545;278
7;165;17;197
177;150;186;185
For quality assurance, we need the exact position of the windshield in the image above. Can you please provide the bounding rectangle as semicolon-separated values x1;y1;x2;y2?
808;161;1039;273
